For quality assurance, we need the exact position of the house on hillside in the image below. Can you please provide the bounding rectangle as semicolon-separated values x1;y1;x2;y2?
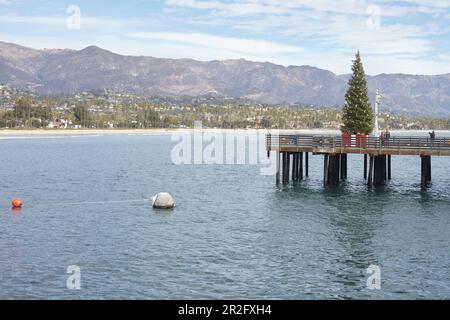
47;119;71;129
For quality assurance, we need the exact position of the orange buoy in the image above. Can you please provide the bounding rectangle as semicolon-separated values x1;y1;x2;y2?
12;198;23;208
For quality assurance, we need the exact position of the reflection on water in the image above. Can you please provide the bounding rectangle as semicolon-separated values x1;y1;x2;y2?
0;134;450;299
11;207;22;215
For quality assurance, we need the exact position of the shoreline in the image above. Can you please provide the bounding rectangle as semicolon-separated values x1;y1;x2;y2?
0;128;338;136
0;128;184;136
0;128;448;137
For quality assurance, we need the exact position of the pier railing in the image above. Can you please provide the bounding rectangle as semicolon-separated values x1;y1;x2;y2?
266;134;450;156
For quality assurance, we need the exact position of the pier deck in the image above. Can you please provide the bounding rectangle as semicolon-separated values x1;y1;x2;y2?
266;134;450;188
266;134;450;156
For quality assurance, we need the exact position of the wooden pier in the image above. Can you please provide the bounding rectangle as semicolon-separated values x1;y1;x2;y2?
266;134;450;188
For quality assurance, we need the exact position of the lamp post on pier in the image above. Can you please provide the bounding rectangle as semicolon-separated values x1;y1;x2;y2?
373;89;381;136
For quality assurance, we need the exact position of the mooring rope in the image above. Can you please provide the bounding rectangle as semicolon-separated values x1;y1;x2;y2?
52;199;150;206
1;198;151;210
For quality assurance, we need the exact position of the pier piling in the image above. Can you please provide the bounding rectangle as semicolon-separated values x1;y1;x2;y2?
367;155;374;186
421;155;432;188
373;155;387;186
282;152;288;184
323;154;341;186
286;152;291;184
364;154;368;179
276;152;280;185
330;155;341;186
299;152;303;181
305;152;309;177
340;154;348;180
388;155;392;180
292;153;298;182
323;154;329;187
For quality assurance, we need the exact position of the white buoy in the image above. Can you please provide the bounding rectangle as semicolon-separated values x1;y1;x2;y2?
152;192;175;209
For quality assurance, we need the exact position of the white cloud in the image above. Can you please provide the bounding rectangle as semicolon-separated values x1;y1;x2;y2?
163;0;449;74
132;31;303;56
165;0;450;17
377;0;450;9
0;13;151;29
183;7;435;55
164;0;291;16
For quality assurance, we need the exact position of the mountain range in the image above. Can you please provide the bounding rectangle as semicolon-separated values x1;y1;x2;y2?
0;41;449;116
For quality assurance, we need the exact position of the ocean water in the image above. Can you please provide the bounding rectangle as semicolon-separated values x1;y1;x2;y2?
1;132;450;299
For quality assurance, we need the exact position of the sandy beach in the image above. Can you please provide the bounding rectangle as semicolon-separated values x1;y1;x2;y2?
0;128;183;136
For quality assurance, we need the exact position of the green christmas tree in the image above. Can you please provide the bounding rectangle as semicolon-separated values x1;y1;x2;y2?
341;51;374;135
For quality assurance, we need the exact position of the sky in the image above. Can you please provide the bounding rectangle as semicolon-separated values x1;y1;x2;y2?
0;0;449;75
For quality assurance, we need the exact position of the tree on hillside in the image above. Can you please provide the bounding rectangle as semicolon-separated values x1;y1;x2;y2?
138;103;161;128
341;51;374;135
14;97;33;120
73;105;91;126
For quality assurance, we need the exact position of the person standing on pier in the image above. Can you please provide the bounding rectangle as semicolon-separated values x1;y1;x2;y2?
429;130;436;140
385;128;391;140
385;128;391;146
